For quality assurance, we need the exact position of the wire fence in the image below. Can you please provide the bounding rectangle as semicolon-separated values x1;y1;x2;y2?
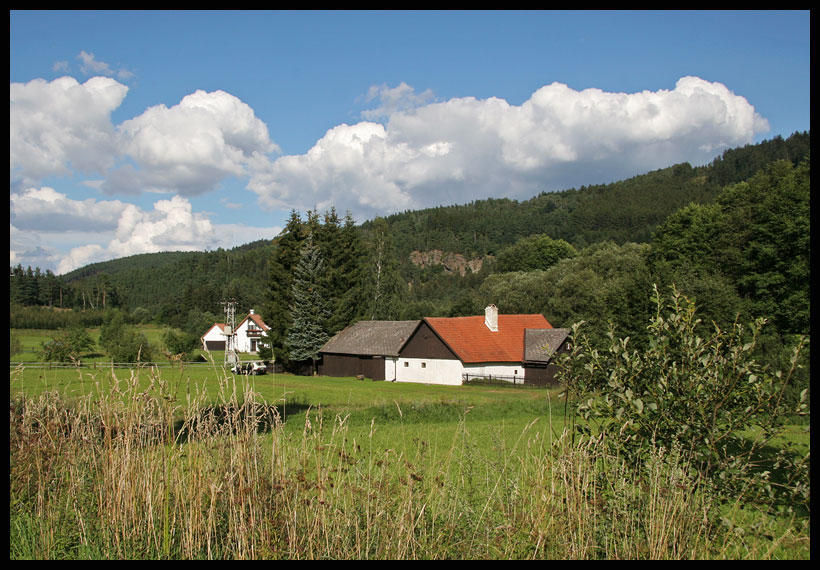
462;373;533;387
9;360;226;370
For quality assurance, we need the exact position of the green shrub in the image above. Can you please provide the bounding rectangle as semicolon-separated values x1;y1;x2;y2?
100;312;154;362
38;326;95;362
161;329;200;361
560;285;809;509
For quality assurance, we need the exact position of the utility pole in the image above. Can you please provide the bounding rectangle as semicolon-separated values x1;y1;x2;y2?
220;299;238;368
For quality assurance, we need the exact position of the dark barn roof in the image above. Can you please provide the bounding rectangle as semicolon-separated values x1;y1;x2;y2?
320;320;421;357
524;328;571;362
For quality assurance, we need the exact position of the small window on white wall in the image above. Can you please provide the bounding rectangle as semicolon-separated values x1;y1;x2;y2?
404;362;409;367
421;362;427;368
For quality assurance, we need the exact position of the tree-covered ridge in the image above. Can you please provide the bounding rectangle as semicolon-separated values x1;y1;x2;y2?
375;131;810;258
11;243;277;332
649;158;810;335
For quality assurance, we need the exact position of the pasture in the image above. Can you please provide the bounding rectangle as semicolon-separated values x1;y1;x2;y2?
9;355;810;559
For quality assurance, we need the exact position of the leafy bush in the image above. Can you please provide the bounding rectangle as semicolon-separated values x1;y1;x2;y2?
38;326;95;362
495;234;577;272
100;312;154;362
560;285;809;508
161;329;200;361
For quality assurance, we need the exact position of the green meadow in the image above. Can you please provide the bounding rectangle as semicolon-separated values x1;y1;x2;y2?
9;343;810;559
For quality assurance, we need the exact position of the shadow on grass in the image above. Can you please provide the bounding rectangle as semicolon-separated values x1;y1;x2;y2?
172;399;313;443
709;433;811;517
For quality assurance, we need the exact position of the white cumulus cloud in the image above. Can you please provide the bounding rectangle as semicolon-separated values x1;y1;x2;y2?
361;82;436;120
77;50;134;81
10;186;129;232
10;77;280;198
9;74;770;274
107;89;279;196
10;187;281;274
250;76;770;220
10;76;129;184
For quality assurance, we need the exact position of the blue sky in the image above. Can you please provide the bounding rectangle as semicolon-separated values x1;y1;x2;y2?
10;10;810;274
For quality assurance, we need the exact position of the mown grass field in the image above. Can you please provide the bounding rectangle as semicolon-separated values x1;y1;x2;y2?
11;326;201;363
9;334;811;559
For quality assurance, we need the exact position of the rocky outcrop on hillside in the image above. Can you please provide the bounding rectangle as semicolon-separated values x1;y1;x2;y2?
408;250;491;276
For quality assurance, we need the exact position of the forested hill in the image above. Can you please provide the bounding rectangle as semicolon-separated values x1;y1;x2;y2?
10;131;809;331
371;131;811;259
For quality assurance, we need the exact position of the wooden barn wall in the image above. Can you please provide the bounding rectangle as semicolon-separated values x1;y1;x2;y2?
319;354;386;380
399;321;458;360
523;362;559;386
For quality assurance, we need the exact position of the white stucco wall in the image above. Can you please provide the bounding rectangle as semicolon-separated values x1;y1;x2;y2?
233;317;269;353
395;357;464;385
236;326;267;352
233;320;252;352
384;357;398;382
391;359;525;385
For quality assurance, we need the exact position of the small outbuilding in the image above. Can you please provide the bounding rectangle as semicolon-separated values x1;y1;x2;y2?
521;328;571;386
201;323;230;351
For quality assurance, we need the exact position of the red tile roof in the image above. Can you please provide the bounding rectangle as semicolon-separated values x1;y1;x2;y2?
241;312;270;331
424;314;552;363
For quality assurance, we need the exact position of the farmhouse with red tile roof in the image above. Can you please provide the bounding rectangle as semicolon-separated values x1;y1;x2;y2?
319;305;569;386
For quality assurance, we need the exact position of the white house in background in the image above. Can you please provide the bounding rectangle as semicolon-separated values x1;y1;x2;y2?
201;309;271;353
233;309;271;353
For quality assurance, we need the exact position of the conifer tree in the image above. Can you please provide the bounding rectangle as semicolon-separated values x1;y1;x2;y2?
361;217;404;320
326;210;365;332
286;233;331;372
265;210;307;366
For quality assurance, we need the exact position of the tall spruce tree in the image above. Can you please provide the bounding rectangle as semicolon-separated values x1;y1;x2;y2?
324;210;365;332
315;208;343;331
286;233;331;371
265;210;307;367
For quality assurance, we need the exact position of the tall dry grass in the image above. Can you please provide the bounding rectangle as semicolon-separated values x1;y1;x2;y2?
9;366;807;559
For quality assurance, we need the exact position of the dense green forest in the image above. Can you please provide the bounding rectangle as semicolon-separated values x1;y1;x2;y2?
10;132;810;380
373;131;810;258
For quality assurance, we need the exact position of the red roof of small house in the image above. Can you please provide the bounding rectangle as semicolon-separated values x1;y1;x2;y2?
238;312;270;331
424;314;552;364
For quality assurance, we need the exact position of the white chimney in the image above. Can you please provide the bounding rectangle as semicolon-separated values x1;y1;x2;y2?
485;304;498;332
249;309;255;315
